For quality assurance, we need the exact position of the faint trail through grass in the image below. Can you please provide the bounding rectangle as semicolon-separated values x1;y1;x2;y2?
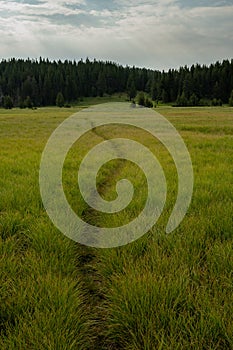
0;105;232;349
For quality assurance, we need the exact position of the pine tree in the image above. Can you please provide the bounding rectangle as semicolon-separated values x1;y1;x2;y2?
189;93;199;106
97;71;107;97
137;92;145;106
229;90;233;106
145;97;153;108
19;97;25;109
3;95;13;109
150;79;157;101
127;78;136;101
24;96;33;109
176;92;188;107
56;92;64;107
162;89;169;103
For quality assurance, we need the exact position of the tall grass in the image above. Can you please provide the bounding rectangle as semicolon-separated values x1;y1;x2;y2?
76;106;233;349
0;108;93;349
1;104;232;349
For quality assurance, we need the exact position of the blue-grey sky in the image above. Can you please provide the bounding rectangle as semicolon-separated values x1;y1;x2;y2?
0;0;233;70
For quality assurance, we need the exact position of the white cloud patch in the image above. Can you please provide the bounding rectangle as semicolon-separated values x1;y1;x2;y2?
0;0;232;69
0;0;86;16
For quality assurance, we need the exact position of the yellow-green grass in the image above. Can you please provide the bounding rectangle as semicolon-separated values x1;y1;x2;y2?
1;104;233;349
0;107;94;349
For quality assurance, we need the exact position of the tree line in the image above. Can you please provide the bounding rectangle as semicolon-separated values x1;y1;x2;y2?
0;57;233;108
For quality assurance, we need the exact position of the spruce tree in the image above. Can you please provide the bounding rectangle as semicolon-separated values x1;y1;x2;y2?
150;79;157;101
3;95;13;109
24;96;33;109
189;93;199;106
126;73;137;101
176;92;188;107
56;92;64;107
229;90;233;106
127;80;136;101
97;71;107;97
137;92;145;106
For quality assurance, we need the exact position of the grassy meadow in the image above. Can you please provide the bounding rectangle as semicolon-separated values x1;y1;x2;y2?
0;103;232;349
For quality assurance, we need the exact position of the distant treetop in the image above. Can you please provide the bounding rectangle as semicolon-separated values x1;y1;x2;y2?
0;57;232;107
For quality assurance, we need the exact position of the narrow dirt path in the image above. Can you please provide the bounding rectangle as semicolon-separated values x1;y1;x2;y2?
75;127;127;349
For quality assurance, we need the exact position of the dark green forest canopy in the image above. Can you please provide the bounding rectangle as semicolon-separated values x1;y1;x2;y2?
0;57;232;107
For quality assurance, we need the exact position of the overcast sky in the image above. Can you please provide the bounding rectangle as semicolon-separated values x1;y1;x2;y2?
0;0;233;70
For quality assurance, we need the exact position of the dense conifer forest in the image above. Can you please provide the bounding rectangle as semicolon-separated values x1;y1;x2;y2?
0;57;233;108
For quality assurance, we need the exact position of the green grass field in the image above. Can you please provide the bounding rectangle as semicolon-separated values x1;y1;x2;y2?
0;103;232;349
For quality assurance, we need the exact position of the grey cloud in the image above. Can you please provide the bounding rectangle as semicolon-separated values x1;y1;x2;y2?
0;0;232;70
178;0;233;8
19;0;45;4
39;13;109;28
